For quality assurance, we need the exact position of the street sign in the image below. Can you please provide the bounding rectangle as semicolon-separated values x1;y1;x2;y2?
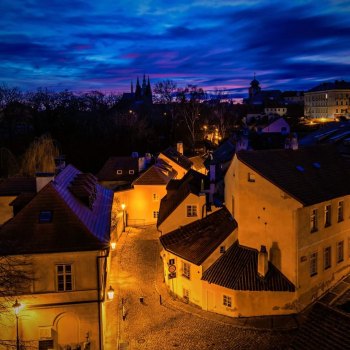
168;264;176;273
168;272;176;279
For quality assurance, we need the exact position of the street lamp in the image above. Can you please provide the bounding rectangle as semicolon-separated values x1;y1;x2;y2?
107;285;115;300
12;299;21;350
121;204;126;232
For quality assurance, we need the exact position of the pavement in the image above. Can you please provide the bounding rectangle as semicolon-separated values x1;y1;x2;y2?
104;225;301;350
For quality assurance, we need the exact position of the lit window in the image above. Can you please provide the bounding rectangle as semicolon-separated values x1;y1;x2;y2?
182;261;190;279
116;170;122;175
248;173;255;182
310;209;318;232
39;210;53;223
324;246;331;270
324;205;331;227
338;201;344;222
153;193;159;201
129;170;134;175
56;264;73;291
186;205;197;217
337;241;344;263
223;295;232;307
153;211;159;218
310;252;318;277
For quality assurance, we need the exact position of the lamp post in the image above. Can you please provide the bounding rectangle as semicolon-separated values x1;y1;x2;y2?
121;204;126;232
12;299;21;350
107;285;115;300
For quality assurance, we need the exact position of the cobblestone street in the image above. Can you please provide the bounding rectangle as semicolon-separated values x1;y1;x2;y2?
105;226;297;350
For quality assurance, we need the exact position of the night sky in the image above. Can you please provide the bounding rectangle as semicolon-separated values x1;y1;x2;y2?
1;0;350;97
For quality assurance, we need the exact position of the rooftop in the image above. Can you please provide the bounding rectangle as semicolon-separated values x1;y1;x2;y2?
157;169;208;227
96;156;139;182
0;176;36;196
237;144;350;206
202;242;295;292
161;147;193;170
0;164;113;255
160;207;237;265
308;80;350;93
133;162;177;186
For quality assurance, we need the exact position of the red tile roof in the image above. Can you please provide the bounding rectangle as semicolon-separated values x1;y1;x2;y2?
0;165;113;255
160;207;237;265
202;242;295;292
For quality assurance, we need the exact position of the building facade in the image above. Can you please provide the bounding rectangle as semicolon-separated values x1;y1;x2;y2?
304;81;350;119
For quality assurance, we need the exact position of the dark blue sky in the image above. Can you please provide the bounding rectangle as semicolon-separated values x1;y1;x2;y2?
1;0;350;97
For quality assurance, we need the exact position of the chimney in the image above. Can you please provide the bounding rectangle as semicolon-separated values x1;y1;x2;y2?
177;141;183;155
36;172;55;192
258;245;268;277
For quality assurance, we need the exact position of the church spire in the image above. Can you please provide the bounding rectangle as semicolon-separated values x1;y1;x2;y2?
131;80;134;94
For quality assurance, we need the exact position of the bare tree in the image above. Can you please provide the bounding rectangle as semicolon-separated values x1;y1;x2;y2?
0;84;22;109
153;80;177;104
176;85;205;150
211;89;231;140
20;134;60;176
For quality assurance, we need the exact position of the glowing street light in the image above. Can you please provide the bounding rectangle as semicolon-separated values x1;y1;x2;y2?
12;299;21;350
107;285;115;300
121;204;126;232
110;241;116;250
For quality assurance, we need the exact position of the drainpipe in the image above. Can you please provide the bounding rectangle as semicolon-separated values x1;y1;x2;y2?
96;249;109;350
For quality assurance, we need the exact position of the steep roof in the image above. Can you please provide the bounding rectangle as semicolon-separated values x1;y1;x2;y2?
202;242;295;292
289;302;350;349
0;165;113;255
160;207;237;265
132;163;176;186
96;156;139;181
157;169;208;227
204;138;235;167
160;147;193;170
0;177;36;196
308;80;350;93
237;145;350;206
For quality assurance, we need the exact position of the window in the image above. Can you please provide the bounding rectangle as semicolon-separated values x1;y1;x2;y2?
153;193;159;201
186;205;197;217
223;295;232;308
337;241;344;263
182;261;190;279
324;205;331;227
116;170;122;175
220;246;226;254
324;246;331;270
56;264;73;291
310;252;318;276
310;209;318;232
153;211;159;218
129;170;134;175
338;201;344;222
248;173;255;182
39;210;53;223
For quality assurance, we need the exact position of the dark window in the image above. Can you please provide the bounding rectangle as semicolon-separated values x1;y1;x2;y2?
324;246;331;270
39;211;52;223
56;264;73;291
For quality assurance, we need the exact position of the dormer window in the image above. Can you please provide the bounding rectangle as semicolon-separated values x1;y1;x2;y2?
39;210;52;223
116;170;122;175
129;170;135;175
248;173;255;182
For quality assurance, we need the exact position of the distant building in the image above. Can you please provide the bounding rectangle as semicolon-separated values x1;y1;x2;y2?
121;75;153;105
281;91;304;105
304;80;350;119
